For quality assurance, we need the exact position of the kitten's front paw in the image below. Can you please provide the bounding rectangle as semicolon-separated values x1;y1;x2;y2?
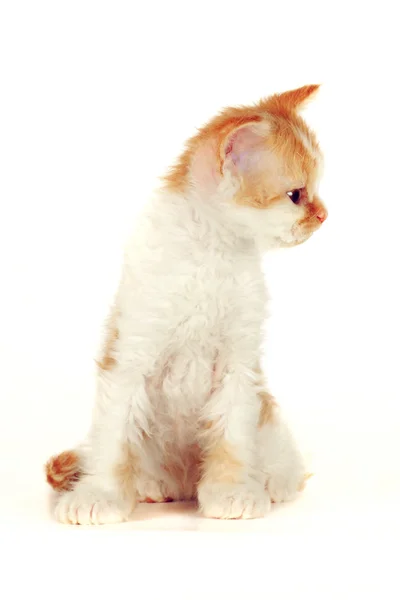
198;483;270;519
54;485;132;525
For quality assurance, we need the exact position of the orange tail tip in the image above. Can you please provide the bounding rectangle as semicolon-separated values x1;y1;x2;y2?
45;450;81;492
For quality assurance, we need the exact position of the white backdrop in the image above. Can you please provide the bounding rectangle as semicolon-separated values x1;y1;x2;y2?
1;1;399;598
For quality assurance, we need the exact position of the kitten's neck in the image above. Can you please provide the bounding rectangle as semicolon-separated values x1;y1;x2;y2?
155;185;259;253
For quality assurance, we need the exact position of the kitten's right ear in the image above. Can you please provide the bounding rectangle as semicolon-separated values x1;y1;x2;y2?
262;84;320;115
219;119;270;176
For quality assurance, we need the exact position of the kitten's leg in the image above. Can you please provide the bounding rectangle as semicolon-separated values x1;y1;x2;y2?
258;391;308;503
54;369;145;525
53;298;171;525
197;364;271;519
135;442;183;503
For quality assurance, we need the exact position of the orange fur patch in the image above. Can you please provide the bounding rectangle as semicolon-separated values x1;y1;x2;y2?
45;450;81;492
97;308;119;371
200;440;243;485
114;443;139;512
258;390;277;427
162;443;201;495
253;364;277;427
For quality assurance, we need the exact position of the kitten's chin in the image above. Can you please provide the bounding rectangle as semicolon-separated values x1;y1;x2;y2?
259;232;313;251
280;234;312;248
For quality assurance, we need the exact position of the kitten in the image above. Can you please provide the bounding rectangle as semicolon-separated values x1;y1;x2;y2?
46;85;326;524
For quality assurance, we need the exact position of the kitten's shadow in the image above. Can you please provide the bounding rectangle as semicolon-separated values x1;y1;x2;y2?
47;493;289;530
134;500;198;520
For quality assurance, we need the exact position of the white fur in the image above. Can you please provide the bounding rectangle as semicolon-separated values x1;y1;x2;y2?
54;171;311;524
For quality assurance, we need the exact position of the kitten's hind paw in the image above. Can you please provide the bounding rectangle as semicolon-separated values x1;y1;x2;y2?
268;471;313;503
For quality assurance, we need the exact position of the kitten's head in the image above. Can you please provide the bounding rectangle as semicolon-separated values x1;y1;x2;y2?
165;85;327;248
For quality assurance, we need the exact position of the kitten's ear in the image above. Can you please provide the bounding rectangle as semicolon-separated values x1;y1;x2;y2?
264;84;320;114
219;119;270;176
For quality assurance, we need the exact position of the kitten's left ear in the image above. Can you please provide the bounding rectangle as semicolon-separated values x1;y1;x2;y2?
219;119;270;176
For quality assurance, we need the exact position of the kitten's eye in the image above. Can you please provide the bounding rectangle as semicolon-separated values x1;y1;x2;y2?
287;189;302;204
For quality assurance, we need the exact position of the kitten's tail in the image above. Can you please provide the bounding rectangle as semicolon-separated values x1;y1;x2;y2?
45;449;82;492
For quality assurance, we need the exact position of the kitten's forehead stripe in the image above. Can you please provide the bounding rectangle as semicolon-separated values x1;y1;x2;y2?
295;126;319;163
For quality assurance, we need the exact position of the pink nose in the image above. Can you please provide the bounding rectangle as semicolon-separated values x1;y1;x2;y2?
316;207;327;223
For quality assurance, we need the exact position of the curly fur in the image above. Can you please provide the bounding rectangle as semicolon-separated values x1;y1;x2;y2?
46;85;326;524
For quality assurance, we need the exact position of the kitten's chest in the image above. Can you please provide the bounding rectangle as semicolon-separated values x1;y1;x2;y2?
161;255;267;388
190;255;267;336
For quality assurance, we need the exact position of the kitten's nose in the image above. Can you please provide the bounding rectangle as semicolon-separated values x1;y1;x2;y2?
316;207;327;223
